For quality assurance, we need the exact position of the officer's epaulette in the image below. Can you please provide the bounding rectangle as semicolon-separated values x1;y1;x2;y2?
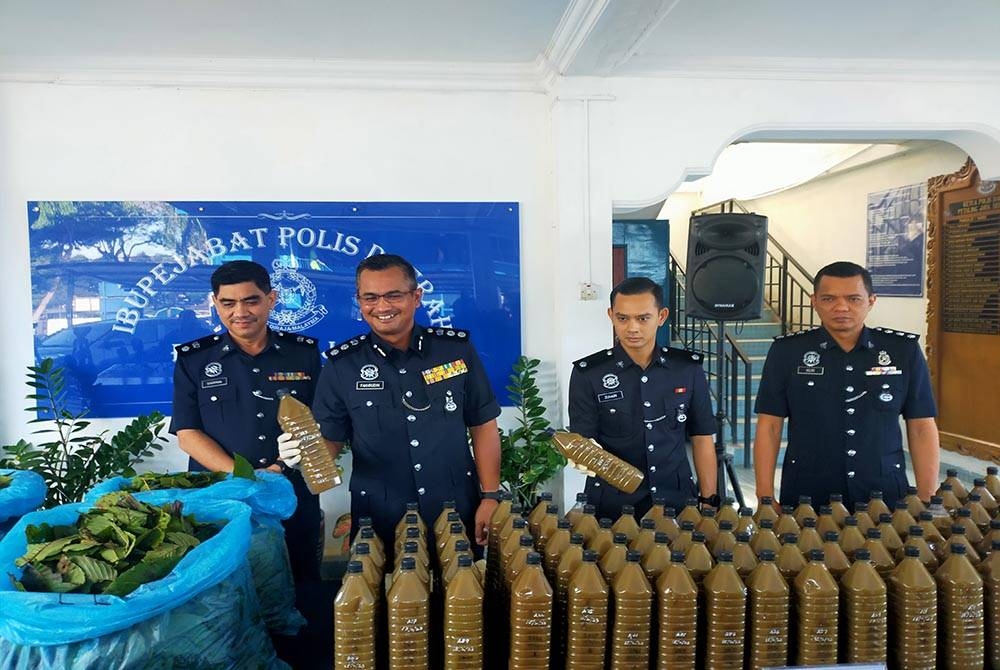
773;326;819;340
660;346;705;365
175;333;224;356
422;326;470;340
274;331;318;347
573;348;616;369
872;326;920;341
324;334;370;360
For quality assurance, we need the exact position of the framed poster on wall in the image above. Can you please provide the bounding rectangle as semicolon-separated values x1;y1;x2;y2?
27;201;521;418
865;183;927;297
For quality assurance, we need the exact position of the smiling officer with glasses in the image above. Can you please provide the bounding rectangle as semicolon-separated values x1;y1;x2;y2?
278;253;502;562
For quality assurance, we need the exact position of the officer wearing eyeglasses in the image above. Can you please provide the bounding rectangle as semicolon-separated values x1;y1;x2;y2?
278;254;502;561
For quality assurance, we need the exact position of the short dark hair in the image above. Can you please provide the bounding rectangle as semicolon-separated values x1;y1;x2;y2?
210;260;271;295
610;276;664;310
355;254;418;291
813;261;874;295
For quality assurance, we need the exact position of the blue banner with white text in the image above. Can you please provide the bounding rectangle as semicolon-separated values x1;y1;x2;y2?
27;201;521;418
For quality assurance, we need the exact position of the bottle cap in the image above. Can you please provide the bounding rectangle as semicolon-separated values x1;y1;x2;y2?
275;388;292;399
403;541;418;553
957;508;972;518
879;513;892;523
870;490;883;499
680;520;695;531
951;525;965;536
761;496;773;504
692;531;706;543
354;543;370;555
844;516;858;526
519;534;534;547
918;511;933;521
782;533;798;545
969;493;982;502
946;468;958;477
456;539;470;552
625;550;641;562
686;497;699;507
654;532;670;544
569;533;584;545
557;519;571;529
510;504;524;514
908;525;923;537
546;504;559;514
759;519;774;529
450;521;464;534
823;531;839;542
739;507;753;516
641;518;657;530
736;532;751;543
989;466;998;475
798;495;812;505
930;495;944;505
974;478;987;487
457;554;473;567
613;532;628;545
940;483;953;491
950;543;967;555
781;505;794;514
717;550;733;562
538;491;553;502
670;550;686;562
809;549;825;562
360;527;375;538
359;516;374;527
701;508;716;518
819;505;833;515
443;499;456;509
583;504;596;514
830;493;843;502
719;520;734;531
599;518;613;529
855;502;869;512
904;545;920;558
855;548;871;561
906;485;918;495
406;526;420;538
622;504;635;515
512;518;527;529
802;517;817;528
406;502;420;512
400;556;416;570
993;540;1000;551
866;528;881;539
894;501;908;510
526;552;542;565
582;550;598;562
664;507;677;518
991;519;1000;530
652;495;666;506
447;511;461;522
346;560;364;574
724;497;735;506
758;549;775;561
576;492;589;503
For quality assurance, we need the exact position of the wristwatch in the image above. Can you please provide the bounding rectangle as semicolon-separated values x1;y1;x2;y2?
698;493;721;507
481;490;502;501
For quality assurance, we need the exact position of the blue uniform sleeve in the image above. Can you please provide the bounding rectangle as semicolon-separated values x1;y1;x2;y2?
313;362;352;443
568;366;599;438
902;342;937;419
169;357;203;434
461;342;501;427
685;365;716;436
754;344;790;417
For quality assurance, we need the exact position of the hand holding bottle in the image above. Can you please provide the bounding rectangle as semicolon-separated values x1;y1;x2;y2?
277;431;302;469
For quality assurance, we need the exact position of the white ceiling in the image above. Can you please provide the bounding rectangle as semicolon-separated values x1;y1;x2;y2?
2;0;999;80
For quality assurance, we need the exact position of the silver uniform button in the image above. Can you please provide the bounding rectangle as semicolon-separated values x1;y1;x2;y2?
252;368;260;373
646;423;652;430
847;471;856;478
846;408;855;415
399;368;407;374
259;458;267;465
291;390;297;395
641;376;648;383
649;465;656;472
847;449;857;457
650;487;657;493
366;400;373;407
644;401;651;407
609;408;616;414
211;395;218;402
414;464;422;471
407;415;416;422
845;365;853;371
410;440;419;447
417;487;426;495
257;412;265;418
258;435;266;441
846;386;854;393
405;391;413;398
807;381;815;387
647;445;654;452
360;490;367;496
846;429;856;436
594;482;601;487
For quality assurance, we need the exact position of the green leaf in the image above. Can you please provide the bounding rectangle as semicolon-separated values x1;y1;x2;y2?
70;555;118;585
103;549;184;597
232;453;256;481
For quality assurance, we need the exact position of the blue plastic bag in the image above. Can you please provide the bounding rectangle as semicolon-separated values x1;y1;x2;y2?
84;472;305;635
0;497;286;669
0;469;47;526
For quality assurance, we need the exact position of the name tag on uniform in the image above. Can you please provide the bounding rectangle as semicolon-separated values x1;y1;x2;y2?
598;390;624;402
201;378;228;388
796;366;824;376
422;359;468;384
356;381;384;390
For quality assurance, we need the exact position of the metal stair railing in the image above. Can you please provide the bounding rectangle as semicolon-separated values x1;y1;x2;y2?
764;235;817;335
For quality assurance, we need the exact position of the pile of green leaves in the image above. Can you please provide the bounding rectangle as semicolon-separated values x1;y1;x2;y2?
125;471;228;492
0;474;12;490
12;492;222;597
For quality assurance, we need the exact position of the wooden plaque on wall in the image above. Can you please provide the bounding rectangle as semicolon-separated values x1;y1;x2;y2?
926;157;1000;463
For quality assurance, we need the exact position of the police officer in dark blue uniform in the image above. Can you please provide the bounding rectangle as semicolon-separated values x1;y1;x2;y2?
753;261;940;510
280;254;502;561
568;277;718;520
170;260;324;580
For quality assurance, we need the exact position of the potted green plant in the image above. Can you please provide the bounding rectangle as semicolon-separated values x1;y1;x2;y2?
0;358;168;507
499;356;566;507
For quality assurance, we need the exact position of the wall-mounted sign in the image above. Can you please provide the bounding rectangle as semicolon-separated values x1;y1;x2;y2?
866;184;927;297
28;201;521;418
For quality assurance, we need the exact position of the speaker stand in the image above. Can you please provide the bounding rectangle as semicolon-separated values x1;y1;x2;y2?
713;320;747;509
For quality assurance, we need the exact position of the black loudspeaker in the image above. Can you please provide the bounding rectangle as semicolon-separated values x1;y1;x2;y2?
684;213;768;320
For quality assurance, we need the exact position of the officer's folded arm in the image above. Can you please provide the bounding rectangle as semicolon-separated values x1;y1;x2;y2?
176;428;237;472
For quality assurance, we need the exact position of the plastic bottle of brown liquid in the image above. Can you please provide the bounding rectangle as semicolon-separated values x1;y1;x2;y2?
641;531;671;584
505;535;536;609
937;484;963;513
853;503;876;535
684;530;715;586
696;508;720;547
746;549;789;670
444;554;483;670
500;518;530;584
440;521;468;573
351;543;384;598
589;518;615;558
632;518;658;555
978;540;1000;670
955;507;985;546
535;504;560;553
717;499;740;528
486;493;513;594
732;532;758;579
335;560;377;670
642;494;667;525
917;510;947;560
935;543;984;669
816;505;840;539
775;506;800;539
970;477;1000;515
543;518;572;584
655;550;697;670
877;512;904;555
435;500;458;542
388;556;430;670
527;491;553;539
572;504;601;545
352;525;386;572
275;389;342;494
903;485;927;518
566;492;588;528
750;518;781;557
896;524;939;573
863;528;897;579
840;547;888;663
867;489;893;522
599;532;629;585
678;498;702;527
986;466;1000;500
710;520;737;560
395;506;426;548
703;551;747;670
609;550;652;669
793;495;818;528
979;519;1000;557
820;531;851;581
942;469;970;503
892;500;918;540
612;504;641;544
436;512;464;557
965;493;993;535
565;549;608;670
509;552;552;669
839;515;866;560
754;496;780;526
443;539;479;589
926;497;953;540
735;506;756;539
798;517;824;556
396;540;431;589
549;432;644;493
828;493;851;527
944;524;981;564
794;549;839;666
777;533;807;582
554;532;586;658
655;506;681;542
672;519;696;555
888;544;938;670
